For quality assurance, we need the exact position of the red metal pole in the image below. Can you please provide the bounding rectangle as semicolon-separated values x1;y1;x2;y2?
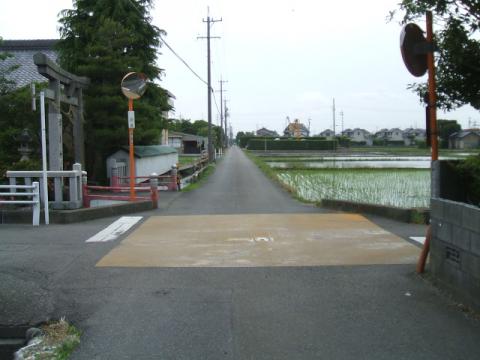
128;98;136;201
417;11;437;274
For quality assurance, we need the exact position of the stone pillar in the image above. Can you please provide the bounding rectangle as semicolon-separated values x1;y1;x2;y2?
48;79;63;202
73;88;85;167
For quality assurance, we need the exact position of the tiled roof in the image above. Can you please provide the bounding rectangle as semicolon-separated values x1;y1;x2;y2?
0;39;59;88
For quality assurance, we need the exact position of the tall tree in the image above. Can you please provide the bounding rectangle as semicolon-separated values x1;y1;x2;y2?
396;1;480;110
57;0;172;181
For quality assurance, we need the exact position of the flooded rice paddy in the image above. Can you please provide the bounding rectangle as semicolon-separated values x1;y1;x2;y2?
277;169;430;208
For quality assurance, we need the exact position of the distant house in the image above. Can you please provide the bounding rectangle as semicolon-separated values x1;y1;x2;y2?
284;119;309;137
167;131;208;154
449;129;480;149
319;129;335;139
0;39;59;88
342;128;372;145
375;128;404;142
106;145;178;184
256;127;279;137
403;128;426;146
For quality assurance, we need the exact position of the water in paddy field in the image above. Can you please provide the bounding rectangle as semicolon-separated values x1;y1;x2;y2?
267;156;462;169
269;160;430;169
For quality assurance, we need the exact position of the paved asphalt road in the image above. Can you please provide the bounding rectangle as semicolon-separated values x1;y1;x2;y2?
1;146;479;359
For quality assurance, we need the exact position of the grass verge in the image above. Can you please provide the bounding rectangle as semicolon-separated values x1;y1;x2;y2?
181;163;216;192
245;150;313;204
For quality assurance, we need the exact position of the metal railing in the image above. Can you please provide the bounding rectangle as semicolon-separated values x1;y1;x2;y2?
0;182;40;226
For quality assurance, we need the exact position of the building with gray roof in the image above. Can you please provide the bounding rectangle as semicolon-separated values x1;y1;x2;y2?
0;39;59;88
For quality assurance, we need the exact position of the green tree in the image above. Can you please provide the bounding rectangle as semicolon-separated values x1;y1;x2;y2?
0;85;43;177
437;119;461;148
57;0;172;181
396;1;480;110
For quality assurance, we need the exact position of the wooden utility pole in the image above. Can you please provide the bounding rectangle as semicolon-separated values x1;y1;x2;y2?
218;78;228;147
198;11;222;162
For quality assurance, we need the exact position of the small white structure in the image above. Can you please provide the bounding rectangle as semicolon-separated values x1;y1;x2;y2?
106;145;178;184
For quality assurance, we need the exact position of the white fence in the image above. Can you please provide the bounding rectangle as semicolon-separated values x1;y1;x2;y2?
6;163;83;209
0;182;40;226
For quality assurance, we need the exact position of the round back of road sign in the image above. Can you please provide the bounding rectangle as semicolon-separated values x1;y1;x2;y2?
400;23;428;77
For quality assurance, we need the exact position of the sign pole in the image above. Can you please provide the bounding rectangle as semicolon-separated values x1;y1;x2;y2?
128;98;136;201
417;10;437;273
426;10;438;161
40;91;49;224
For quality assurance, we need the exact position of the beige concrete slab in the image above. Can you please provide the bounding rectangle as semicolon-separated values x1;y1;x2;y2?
96;213;420;267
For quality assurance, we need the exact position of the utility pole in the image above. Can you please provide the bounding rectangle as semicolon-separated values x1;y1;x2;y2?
332;98;336;136
218;78;228;148
340;110;344;133
198;10;222;162
224;99;229;146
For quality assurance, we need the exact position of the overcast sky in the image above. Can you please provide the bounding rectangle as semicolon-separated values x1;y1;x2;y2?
1;0;479;135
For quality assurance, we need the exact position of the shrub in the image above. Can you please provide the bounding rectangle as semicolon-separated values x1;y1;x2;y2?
455;154;480;206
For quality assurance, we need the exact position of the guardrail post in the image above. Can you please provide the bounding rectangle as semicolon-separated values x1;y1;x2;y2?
82;172;90;208
150;173;159;209
32;182;40;226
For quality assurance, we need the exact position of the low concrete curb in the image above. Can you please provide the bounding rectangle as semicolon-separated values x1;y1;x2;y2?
0;200;153;224
320;199;429;224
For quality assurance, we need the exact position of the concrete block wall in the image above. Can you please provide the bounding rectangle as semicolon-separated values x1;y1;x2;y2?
430;198;480;310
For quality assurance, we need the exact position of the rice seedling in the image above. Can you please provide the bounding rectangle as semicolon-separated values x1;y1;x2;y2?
276;169;430;208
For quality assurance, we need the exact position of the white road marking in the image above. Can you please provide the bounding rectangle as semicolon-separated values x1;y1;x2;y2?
409;236;426;245
86;216;143;243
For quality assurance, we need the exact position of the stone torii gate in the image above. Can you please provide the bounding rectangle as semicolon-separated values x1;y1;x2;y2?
34;53;89;201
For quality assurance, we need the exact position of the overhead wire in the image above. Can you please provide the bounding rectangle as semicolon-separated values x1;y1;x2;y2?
126;0;208;86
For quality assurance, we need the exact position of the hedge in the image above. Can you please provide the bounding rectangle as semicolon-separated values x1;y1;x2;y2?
247;139;337;150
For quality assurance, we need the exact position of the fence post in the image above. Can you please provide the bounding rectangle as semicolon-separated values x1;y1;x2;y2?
150;173;159;209
111;162;120;192
74;163;83;202
171;166;178;191
32;182;40;226
82;172;90;208
9;178;16;197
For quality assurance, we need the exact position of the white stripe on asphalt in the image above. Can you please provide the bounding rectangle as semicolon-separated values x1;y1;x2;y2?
86;216;143;243
409;236;426;245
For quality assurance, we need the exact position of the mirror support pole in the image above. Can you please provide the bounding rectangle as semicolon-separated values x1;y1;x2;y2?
128;98;136;201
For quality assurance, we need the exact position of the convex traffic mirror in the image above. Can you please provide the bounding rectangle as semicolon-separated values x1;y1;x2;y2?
121;72;148;99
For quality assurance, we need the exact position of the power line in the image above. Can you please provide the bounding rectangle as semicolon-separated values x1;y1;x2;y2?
159;35;208;86
126;0;208;86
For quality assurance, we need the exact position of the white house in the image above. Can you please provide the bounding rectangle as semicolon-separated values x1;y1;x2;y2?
375;128;404;142
106;145;178;184
342;128;373;145
319;129;335;139
403;128;426;146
